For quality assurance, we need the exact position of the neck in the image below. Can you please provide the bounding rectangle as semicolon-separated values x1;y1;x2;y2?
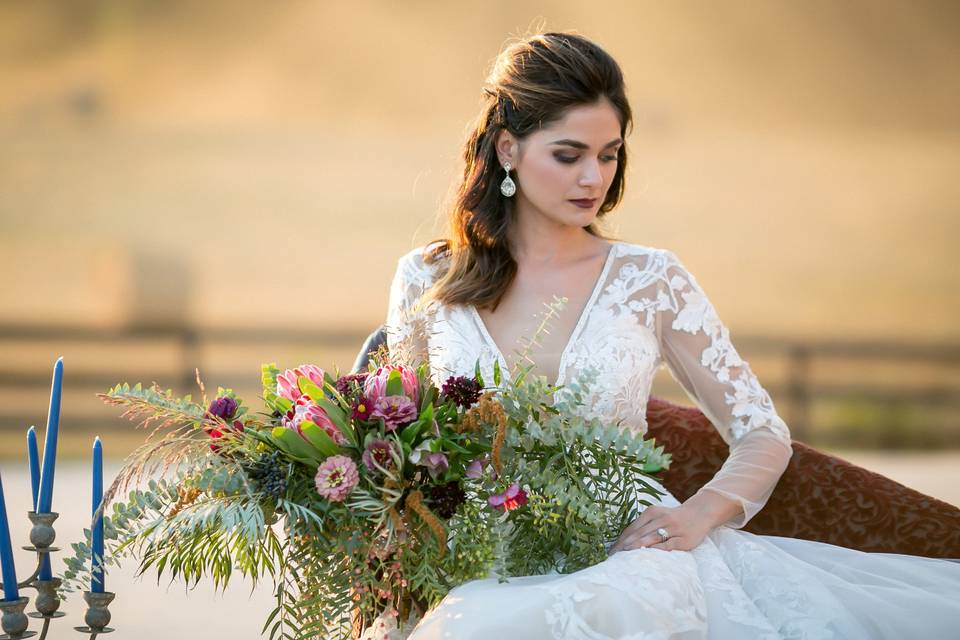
508;196;600;267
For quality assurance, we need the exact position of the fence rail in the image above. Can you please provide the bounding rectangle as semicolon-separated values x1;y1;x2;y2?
2;323;959;444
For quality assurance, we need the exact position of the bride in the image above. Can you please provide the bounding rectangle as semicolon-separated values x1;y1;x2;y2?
381;32;960;639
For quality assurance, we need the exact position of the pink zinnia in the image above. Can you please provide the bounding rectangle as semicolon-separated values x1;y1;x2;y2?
364;364;419;405
315;455;359;502
488;484;527;512
282;396;346;446
277;364;326;402
370;395;418;431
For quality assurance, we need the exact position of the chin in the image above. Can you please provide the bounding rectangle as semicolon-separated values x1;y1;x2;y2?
552;215;594;229
568;210;599;226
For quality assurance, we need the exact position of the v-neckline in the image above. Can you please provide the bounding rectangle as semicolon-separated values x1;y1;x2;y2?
469;241;619;388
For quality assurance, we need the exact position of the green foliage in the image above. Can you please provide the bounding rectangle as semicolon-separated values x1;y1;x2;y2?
83;348;672;639
103;382;206;422
261;363;291;415
490;364;672;577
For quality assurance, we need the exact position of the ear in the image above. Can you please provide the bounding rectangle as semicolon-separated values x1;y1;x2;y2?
494;130;518;167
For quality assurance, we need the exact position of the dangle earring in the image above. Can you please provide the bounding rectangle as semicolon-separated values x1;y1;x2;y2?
500;161;516;197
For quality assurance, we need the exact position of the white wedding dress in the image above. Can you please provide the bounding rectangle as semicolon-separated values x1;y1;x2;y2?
381;240;960;640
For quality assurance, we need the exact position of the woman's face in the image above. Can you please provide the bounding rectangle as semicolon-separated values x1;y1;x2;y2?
496;98;623;229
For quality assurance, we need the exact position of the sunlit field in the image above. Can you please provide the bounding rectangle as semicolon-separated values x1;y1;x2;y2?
0;4;958;637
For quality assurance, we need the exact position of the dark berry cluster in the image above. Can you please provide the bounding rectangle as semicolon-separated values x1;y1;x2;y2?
425;481;467;519
246;450;288;500
440;375;483;409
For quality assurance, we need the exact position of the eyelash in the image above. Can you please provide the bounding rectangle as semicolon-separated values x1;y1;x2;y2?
556;154;619;164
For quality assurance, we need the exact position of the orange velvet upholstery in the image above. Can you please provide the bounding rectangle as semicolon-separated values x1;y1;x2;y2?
354;326;960;559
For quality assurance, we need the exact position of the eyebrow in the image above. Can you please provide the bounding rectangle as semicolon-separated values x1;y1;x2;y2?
549;138;623;150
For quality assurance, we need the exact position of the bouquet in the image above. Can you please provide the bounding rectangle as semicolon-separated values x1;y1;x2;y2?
58;341;670;639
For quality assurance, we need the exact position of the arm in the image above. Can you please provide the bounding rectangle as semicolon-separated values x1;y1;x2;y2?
656;249;793;529
610;249;793;553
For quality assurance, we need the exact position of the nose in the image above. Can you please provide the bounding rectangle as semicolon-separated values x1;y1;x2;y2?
578;159;603;188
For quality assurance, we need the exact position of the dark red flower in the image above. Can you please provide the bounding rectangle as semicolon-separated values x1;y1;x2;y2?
351;395;374;421
488;484;527;512
441;375;483;409
207;418;244;453
336;372;370;399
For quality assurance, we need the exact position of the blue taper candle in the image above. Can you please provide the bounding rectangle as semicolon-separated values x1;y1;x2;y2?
0;471;19;601
91;437;104;593
37;358;63;514
37;357;63;580
27;426;40;512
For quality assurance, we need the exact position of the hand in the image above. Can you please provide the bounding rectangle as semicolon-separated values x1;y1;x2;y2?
608;504;713;554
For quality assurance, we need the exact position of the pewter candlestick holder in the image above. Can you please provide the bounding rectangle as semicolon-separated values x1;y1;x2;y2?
0;511;114;640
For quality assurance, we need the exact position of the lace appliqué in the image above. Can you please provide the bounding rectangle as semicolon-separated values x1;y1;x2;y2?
707;528;840;639
660;250;790;444
540;548;708;640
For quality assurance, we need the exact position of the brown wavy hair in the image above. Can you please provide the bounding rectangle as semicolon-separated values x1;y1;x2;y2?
421;31;633;312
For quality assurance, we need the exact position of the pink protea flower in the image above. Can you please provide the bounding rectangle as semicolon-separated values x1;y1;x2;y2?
314;455;359;502
370;395;418;431
362;439;398;474
277;364;326;402
488;483;527;512
282;396;346;445
364;364;419;405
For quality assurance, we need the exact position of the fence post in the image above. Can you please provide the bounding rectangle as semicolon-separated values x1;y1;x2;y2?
179;325;201;395
785;344;811;442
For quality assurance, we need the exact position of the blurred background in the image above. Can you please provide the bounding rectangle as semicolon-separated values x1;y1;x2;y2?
0;1;958;636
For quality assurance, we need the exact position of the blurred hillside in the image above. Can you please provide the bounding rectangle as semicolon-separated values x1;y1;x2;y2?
1;0;958;337
0;1;958;454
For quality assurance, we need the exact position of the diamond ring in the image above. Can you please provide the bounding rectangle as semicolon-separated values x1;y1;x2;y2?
656;527;669;543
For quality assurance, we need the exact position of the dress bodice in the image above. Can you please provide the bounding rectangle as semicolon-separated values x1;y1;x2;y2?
385;240;794;528
384;241;960;640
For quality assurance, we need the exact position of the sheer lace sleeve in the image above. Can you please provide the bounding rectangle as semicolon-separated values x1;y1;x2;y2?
385;247;434;367
655;249;793;529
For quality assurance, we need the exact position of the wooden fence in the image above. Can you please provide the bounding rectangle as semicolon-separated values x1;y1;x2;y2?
2;323;959;447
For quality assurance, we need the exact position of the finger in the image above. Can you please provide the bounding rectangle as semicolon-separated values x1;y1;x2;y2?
638;504;666;521
626;529;668;550
609;538;629;554
648;536;687;552
624;506;664;538
613;530;655;554
610;512;663;553
609;532;640;554
634;516;673;543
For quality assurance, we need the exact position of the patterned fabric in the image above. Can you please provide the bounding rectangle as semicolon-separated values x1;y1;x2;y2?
647;397;960;558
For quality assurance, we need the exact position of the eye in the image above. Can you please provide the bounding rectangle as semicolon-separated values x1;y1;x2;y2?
555;153;620;164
